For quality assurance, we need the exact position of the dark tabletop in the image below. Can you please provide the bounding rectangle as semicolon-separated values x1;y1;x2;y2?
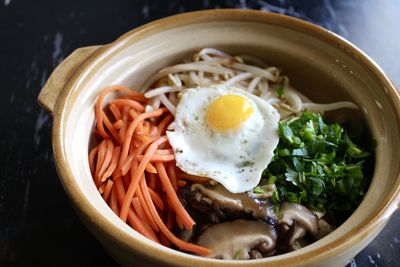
1;0;399;266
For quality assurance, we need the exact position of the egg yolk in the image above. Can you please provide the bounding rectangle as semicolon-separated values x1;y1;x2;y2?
206;94;254;133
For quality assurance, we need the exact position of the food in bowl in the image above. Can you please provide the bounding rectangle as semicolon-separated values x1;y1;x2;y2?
88;48;373;260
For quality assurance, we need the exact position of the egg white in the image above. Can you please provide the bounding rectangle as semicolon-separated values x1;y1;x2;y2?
167;85;280;193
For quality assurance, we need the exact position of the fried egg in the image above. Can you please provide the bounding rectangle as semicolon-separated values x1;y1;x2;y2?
166;85;280;193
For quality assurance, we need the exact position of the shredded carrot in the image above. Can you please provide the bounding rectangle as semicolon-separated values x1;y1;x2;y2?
98;139;114;180
140;178;210;256
166;209;175;229
89;86;210;256
101;146;121;182
145;162;157;174
134;173;159;233
158;114;174;135
178;180;187;187
118;106;129;141
95;85;127;139
148;188;164;210
167;162;178;191
132;197;159;241
159;232;172;247
98;183;105;194
88;146;98;177
109;187;119;215
102;111;121;143
148;173;156;190
109;104;122;121
120;108;167;165
155;162;195;230
120;136;168;222
137;154;175;162
156;149;174;155
128;109;138;120
113;119;123;129
103;180;114;202
95;140;107;181
111;99;145;112
127;208;159;243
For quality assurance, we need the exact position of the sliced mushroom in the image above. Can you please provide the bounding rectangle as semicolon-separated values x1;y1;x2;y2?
315;219;334;240
277;202;318;250
189;183;276;223
197;219;277;260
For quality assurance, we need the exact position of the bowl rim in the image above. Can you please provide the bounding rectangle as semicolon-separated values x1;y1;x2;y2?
51;9;400;266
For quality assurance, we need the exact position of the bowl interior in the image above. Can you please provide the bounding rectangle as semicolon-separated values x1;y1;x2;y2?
60;14;400;265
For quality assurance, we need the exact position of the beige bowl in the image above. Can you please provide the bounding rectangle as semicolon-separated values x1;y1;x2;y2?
38;9;400;267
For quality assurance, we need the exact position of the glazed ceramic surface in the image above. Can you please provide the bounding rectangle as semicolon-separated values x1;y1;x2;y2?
38;10;400;267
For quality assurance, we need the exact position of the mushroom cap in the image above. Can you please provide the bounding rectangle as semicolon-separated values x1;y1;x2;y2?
315;218;334;240
197;219;277;260
277;202;319;250
278;202;318;236
190;183;275;222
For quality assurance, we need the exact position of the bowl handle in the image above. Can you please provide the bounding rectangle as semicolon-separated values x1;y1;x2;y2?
38;45;100;114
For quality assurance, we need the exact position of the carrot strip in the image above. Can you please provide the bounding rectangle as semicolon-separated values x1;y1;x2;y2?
115;175;159;239
158;114;174;135
167;163;178;191
134;133;150;143
134;135;158;157
176;215;184;230
95;140;107;181
102;111;120;143
156;149;174;155
120;108;167;165
101;146;121;182
120;154;134;176
109;103;122;120
178;180;187;187
155;162;195;230
95;86;126;139
89;146;98;176
98;183;105;194
98;139;114;180
124;90;146;102
132;197;159;241
120;136;168;222
111;99;145;112
136;185;160;232
109;187;119;215
149;125;158;137
145;162;157;174
137;154;175;162
103;180;114;202
143;121;151;134
148;173;156;190
136;121;144;134
128;109;138;120
166;209;175;230
113;119;123;129
140;178;210;256
118;106;129;141
127;208;159;243
121;135;157;175
159;233;171;247
148;188;164;211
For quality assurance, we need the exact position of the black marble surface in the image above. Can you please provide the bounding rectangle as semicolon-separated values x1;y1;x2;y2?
1;0;399;266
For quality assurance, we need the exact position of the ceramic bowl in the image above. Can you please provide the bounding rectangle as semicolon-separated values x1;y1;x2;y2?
38;9;400;267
